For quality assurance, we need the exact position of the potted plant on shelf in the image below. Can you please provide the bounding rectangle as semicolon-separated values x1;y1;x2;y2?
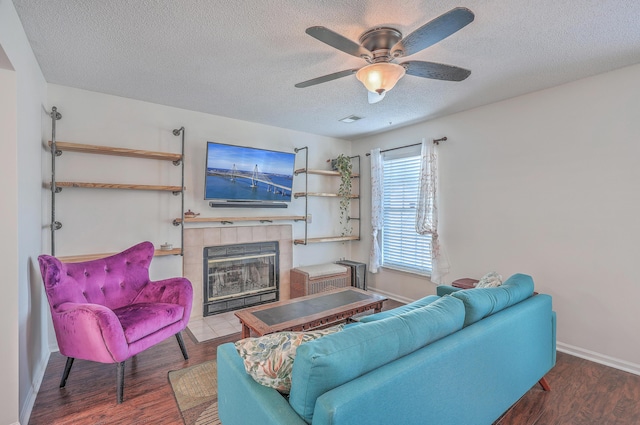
332;154;353;236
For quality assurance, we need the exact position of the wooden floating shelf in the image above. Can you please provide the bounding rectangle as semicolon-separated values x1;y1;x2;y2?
294;192;359;199
154;248;183;257
54;182;184;192
294;236;360;245
294;168;359;178
57;248;182;263
49;141;182;162
174;215;306;224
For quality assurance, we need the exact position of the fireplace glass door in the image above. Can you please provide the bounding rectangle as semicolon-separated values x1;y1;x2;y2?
204;242;279;315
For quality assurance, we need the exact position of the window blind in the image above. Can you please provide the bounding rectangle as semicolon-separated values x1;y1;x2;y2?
381;153;432;275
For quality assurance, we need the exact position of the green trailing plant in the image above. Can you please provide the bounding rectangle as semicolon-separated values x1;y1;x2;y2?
333;154;353;236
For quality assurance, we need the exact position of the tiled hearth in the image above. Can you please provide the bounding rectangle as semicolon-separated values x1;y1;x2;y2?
187;310;243;341
183;225;293;341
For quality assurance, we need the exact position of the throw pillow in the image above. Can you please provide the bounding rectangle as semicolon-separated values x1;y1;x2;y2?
475;271;503;288
234;324;344;394
451;273;534;326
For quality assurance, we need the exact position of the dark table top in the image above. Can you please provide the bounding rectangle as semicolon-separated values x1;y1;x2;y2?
252;289;374;325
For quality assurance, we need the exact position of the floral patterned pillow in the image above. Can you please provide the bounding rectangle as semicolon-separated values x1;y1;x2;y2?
475;271;503;288
234;325;344;394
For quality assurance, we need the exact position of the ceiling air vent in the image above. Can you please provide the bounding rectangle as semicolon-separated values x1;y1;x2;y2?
339;115;363;123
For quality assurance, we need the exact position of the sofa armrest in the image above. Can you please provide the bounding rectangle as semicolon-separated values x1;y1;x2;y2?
436;285;462;296
217;343;307;425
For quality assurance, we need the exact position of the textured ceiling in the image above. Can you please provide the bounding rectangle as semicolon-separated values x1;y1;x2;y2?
12;0;640;140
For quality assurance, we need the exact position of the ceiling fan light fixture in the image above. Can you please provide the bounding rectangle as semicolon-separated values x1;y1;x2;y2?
356;63;406;94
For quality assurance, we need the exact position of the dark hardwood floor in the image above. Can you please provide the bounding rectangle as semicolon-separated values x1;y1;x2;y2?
495;353;640;425
28;329;237;425
29;299;640;424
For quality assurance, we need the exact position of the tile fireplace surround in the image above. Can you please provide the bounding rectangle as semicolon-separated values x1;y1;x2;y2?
183;225;293;320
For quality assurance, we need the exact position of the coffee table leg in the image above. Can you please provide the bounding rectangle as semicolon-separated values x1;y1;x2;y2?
374;301;383;313
241;323;250;339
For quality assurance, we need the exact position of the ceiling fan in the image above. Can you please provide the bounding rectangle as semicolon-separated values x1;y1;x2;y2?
295;7;474;104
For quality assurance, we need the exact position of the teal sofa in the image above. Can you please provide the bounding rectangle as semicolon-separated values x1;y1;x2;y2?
217;274;556;425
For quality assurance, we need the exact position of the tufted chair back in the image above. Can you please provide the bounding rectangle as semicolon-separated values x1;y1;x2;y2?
39;241;154;312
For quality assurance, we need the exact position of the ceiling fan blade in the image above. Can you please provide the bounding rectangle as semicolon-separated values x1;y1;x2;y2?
391;7;474;57
295;69;359;88
402;61;471;81
368;90;386;104
306;26;373;59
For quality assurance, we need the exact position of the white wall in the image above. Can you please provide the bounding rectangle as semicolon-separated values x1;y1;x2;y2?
0;64;20;425
46;84;352;281
0;1;48;424
352;63;640;373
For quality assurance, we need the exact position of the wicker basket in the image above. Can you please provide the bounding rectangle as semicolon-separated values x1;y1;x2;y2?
290;263;351;298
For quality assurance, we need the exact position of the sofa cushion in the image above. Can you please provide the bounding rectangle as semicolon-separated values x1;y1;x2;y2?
294;263;348;278
289;295;465;423
451;273;534;327
357;295;439;323
113;302;184;343
234;325;343;394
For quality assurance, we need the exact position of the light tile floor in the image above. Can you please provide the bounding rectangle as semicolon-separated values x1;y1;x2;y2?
187;310;243;342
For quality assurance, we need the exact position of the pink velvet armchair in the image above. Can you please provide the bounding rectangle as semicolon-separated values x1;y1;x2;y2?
38;241;193;403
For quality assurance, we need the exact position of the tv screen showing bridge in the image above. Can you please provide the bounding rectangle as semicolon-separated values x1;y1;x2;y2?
205;142;295;202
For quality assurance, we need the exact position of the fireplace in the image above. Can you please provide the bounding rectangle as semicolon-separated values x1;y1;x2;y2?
203;241;279;316
183;225;292;320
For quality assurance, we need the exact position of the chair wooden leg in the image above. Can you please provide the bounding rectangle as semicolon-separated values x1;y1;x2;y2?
60;357;74;388
116;361;125;404
538;376;551;391
176;332;189;360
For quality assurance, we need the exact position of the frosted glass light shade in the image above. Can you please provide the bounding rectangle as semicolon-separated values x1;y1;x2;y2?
356;63;406;94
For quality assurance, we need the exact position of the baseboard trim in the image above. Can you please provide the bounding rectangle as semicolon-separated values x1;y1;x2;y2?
366;287;416;305
19;350;50;425
557;342;640;376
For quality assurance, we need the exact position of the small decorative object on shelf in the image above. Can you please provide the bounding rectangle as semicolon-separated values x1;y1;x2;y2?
333;154;353;236
184;209;200;218
160;242;173;251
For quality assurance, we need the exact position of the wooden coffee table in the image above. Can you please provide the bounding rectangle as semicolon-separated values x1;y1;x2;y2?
235;287;387;338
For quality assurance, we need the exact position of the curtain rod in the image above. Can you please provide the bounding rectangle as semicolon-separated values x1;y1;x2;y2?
365;137;447;156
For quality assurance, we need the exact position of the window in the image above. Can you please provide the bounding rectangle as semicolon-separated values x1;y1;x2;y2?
381;148;432;276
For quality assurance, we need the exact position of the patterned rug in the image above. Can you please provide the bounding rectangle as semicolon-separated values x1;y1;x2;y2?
168;360;221;425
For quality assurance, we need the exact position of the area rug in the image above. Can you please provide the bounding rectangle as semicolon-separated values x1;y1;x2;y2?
168;360;221;425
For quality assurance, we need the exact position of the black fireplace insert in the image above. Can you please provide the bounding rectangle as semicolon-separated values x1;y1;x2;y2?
203;241;279;316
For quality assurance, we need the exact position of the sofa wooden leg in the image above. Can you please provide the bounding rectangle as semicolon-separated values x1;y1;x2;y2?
116;361;125;404
538;377;551;391
176;332;189;360
60;357;74;388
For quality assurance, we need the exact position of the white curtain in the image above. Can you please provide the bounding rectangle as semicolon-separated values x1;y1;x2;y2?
416;139;449;283
369;148;383;273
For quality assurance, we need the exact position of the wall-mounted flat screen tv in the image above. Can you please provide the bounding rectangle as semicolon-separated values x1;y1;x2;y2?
205;142;296;206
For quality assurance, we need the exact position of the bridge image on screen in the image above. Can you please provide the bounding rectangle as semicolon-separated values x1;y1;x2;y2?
205;142;295;202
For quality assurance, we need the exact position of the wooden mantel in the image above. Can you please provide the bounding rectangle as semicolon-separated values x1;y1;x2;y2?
173;215;306;225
